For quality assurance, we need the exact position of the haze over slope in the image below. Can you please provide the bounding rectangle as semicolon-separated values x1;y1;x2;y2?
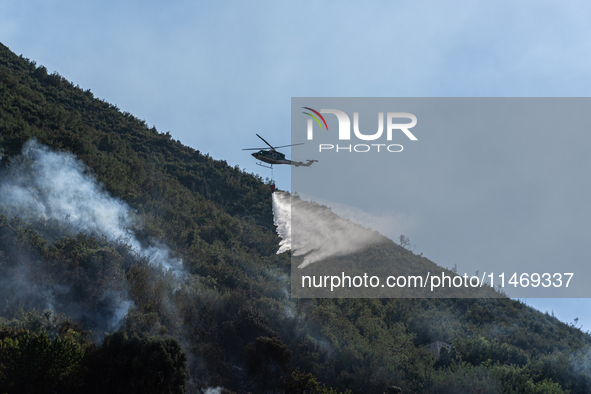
2;42;591;393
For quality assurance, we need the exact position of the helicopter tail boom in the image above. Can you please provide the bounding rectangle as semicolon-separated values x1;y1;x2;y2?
293;160;318;167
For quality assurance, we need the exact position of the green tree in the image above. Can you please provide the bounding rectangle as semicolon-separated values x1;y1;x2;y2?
82;331;187;394
0;330;85;394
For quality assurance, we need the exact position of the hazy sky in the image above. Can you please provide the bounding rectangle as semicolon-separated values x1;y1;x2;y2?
2;0;591;329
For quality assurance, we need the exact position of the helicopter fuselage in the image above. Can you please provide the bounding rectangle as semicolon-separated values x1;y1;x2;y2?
252;150;292;165
244;135;317;167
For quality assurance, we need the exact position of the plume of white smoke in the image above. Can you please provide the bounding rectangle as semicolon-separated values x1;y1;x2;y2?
0;142;131;240
0;139;184;276
202;387;223;394
0;140;186;333
272;192;384;268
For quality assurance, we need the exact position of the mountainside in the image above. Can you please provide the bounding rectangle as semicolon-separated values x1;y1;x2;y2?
1;41;591;394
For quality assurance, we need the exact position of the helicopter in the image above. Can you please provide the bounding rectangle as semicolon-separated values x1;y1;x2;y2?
243;134;318;168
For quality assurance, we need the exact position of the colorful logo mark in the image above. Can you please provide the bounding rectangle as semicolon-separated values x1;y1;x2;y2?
302;107;329;131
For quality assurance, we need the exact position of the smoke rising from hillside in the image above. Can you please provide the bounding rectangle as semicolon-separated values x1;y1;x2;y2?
202;387;223;394
0;139;185;334
272;191;384;268
0;139;184;275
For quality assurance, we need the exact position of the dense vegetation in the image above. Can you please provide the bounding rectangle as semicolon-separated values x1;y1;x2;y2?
1;41;591;393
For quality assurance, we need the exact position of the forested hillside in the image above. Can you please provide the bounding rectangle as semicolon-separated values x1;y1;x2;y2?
1;41;591;394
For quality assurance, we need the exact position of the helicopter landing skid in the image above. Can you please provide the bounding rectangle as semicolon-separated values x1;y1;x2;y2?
256;162;273;169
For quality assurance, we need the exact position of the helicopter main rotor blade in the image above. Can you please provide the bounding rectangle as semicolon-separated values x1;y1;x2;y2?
256;134;276;150
273;143;305;149
242;147;268;150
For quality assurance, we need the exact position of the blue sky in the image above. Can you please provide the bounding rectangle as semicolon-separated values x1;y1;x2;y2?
2;0;591;330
